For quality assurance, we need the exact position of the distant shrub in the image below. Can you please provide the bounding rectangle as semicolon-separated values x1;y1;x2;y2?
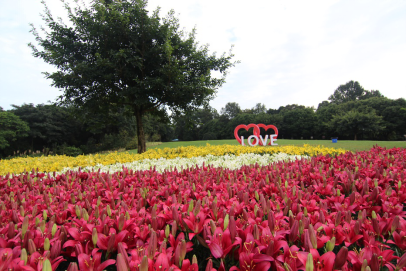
125;137;138;150
61;146;83;157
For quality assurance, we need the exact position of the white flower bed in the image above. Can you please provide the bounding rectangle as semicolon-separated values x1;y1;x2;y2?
60;153;309;174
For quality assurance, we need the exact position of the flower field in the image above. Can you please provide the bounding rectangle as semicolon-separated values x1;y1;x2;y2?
0;145;405;271
0;144;345;176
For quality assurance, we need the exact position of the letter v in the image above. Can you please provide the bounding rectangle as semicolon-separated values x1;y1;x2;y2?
260;135;268;146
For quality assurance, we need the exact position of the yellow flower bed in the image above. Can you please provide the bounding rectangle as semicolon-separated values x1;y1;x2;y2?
0;144;346;175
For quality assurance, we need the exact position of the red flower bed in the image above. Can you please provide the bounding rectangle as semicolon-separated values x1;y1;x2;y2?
0;146;405;271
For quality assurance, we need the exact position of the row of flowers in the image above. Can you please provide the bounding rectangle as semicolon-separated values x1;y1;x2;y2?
0;144;345;176
59;153;309;174
0;146;405;270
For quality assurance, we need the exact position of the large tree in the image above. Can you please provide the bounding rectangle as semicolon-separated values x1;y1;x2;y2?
220;102;242;119
328;81;383;104
29;0;237;153
330;110;385;140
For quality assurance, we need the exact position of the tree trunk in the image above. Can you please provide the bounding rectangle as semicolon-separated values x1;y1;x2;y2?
354;133;357;141
135;108;147;153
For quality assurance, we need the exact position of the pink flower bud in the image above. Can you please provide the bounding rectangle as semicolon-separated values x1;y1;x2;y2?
335;211;342;227
205;259;213;271
370;253;379;271
369;187;378;201
212;201;218;219
152;217;157;231
266;240;274;256
118;213;125;232
372;219;380;236
180;239;187;262
268;212;275;233
8;222;15;239
159;239;167;252
253;224;260;240
50;240;61;260
172;206;180;225
152;205;157;219
28;239;36;255
203;224;210;240
229;205;235;217
345;211;352;223
103;224;109;235
319;210;325;224
354;220;360;235
175;242;182;267
349;192;355;206
303;230;312;252
334;247;348;269
171;221;177;237
148;231;157;259
210;220;216;235
75;243;83;257
67;262;79;271
289;220;299;243
107;233;116;255
117;242;130;270
229;216;236;241
395;252;406;271
308;224;317;249
391;216;400;233
12;210;19;224
116;253;128;271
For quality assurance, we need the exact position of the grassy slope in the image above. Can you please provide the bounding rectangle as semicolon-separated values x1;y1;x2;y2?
126;139;406;154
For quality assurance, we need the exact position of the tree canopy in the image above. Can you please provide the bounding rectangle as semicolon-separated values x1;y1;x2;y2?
29;0;237;153
328;80;383;104
221;102;242;119
0;112;29;150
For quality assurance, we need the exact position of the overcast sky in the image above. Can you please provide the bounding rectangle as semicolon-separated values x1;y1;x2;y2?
1;0;405;113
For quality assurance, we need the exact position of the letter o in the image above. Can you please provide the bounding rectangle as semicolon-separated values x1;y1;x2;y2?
248;135;259;146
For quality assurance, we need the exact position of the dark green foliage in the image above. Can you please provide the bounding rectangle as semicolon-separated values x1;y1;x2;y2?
10;104;80;151
279;107;317;139
57;145;83;157
220;102;242;119
252;103;267;114
0;112;29;150
315;97;406;140
330;109;385;140
125;137;139;150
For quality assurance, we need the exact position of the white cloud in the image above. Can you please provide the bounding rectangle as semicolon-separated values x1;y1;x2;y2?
0;0;405;112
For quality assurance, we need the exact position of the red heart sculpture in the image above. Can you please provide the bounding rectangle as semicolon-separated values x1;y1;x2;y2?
234;124;261;145
257;124;278;145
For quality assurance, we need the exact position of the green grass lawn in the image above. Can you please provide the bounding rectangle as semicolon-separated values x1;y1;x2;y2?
126;139;406;154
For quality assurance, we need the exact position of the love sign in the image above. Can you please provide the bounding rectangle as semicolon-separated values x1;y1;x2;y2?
234;123;278;146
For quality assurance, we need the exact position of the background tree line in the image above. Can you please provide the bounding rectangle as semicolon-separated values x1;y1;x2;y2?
0;80;405;158
172;81;405;142
0;104;174;158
